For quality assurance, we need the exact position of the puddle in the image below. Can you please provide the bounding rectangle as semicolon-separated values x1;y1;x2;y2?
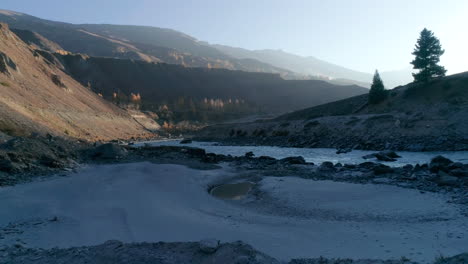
210;182;254;200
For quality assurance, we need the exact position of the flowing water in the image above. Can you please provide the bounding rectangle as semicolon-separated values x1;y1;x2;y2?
137;140;468;167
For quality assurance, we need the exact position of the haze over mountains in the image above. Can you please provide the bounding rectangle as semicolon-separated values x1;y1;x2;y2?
0;9;412;88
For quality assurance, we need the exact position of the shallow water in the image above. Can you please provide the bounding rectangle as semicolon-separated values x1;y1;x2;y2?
137;140;468;167
210;182;254;200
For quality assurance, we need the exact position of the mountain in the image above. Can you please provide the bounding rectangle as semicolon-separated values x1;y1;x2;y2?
213;45;414;88
0;9;411;87
0;9;295;77
196;72;468;151
0;23;156;140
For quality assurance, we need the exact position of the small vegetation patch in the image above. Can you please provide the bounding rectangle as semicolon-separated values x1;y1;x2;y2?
0;81;10;87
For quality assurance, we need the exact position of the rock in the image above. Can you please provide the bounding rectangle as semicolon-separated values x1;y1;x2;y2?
319;161;335;171
358;162;377;170
92;143;127;159
363;151;400;162
436;171;459;186
448;162;464;170
180;139;192;144
430;155;453;172
380;150;401;158
39;155;63;168
199;239;220;254
362;154;376;159
280;156;306;165
373;164;394;175
245;151;255;158
0;158;15;172
336;147;352;154
449;168;468;178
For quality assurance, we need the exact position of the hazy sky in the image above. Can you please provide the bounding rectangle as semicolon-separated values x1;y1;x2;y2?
1;0;466;74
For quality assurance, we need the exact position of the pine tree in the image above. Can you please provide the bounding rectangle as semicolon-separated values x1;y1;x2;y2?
411;28;446;83
368;70;387;104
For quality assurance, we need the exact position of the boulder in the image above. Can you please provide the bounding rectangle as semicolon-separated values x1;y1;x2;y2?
319;161;335;172
280;156;306;165
363;151;400;162
336;147;352;154
199;239;220;254
244;151;255;158
436;171;459;186
92;143;128;159
449;168;468;178
373;164;394;175
429;155;453;172
380;150;401;158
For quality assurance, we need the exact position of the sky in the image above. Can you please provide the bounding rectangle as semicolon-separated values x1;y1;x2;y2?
1;0;466;74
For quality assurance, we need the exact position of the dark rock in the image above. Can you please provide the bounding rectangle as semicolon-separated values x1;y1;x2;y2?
180;139;192;144
358;162;377;169
258;156;276;161
362;154;376;159
199;239;219;254
39;155;63;168
373;164;394;175
380;151;401;158
336;147;352;154
429;155;453;172
436;171;459;186
244;151;255;158
403;164;414;171
280;156;306;165
449;168;468;178
374;153;397;162
448;162;463;170
319;161;335;172
92;143;128;159
0;158;15;172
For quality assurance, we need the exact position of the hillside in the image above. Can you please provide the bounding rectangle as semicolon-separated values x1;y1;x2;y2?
196;73;468;151
0;10;295;77
0;23;155;140
49;52;367;123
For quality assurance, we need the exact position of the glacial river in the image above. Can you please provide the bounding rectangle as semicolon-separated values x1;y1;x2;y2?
137;140;468;167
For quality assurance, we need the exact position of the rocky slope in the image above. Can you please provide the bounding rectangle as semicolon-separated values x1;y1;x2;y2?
0;23;155;140
196;73;468;151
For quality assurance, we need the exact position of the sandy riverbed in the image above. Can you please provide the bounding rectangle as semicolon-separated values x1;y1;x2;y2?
0;162;466;263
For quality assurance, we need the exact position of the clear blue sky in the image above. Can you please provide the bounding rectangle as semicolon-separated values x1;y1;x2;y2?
1;0;466;74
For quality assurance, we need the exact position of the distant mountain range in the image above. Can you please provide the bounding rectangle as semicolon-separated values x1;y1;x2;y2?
0;9;413;88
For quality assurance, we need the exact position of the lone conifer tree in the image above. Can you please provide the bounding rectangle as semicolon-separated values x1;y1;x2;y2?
411;28;446;83
368;70;386;104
